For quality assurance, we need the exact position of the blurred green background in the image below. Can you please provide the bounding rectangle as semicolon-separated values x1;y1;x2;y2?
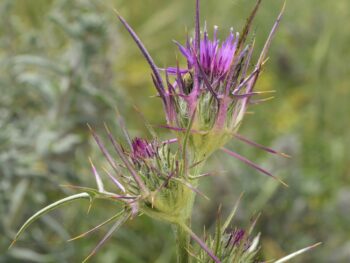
1;0;349;262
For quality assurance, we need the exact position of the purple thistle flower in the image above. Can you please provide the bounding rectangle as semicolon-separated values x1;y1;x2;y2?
116;0;288;184
170;26;238;82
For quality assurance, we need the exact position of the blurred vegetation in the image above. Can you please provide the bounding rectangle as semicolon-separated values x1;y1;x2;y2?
1;0;349;262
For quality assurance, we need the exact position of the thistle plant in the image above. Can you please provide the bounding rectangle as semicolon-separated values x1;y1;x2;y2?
10;0;321;262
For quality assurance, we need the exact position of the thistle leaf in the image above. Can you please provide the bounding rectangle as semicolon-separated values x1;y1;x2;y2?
9;192;92;248
68;210;125;242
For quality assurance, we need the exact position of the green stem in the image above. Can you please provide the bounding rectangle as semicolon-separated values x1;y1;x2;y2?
174;223;191;263
174;180;198;263
174;152;204;263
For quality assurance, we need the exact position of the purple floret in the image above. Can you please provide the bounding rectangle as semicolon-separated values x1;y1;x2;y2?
131;138;156;160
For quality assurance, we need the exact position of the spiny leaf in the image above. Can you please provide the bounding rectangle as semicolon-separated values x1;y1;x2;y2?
102;166;126;193
68;210;125;242
114;9;166;100
234;133;291;158
61;185;135;200
237;0;262;50
221;147;288;187
82;213;130;263
9;192;91;248
89;157;105;193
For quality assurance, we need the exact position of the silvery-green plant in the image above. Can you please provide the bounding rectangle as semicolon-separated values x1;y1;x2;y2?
10;0;320;262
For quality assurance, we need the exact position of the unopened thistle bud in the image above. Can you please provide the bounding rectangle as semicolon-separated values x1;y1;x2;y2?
131;137;156;160
87;124;201;223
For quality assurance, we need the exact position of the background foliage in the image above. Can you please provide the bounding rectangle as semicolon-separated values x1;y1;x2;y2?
1;0;349;262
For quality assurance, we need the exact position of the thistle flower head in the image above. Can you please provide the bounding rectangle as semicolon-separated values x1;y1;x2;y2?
162;0;284;161
116;0;288;185
194;197;261;263
86;124;201;224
